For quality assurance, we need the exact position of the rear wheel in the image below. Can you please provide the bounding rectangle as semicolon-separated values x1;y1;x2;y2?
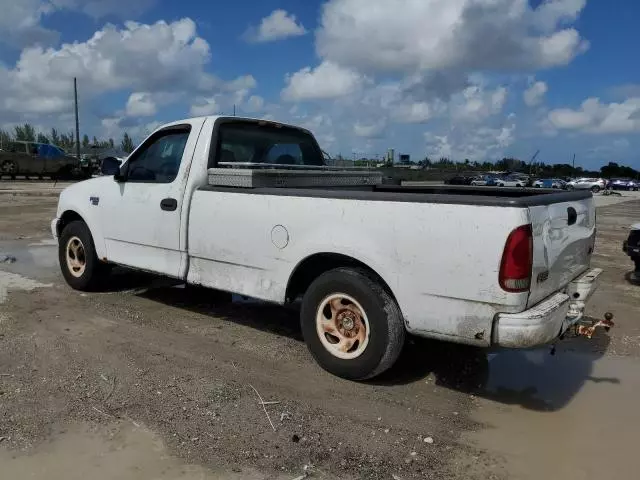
58;220;109;291
591;186;601;193
300;268;405;380
1;160;17;177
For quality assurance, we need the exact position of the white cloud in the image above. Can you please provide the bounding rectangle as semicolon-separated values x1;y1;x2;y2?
316;0;588;74
125;92;156;117
246;95;265;112
547;97;640;134
281;61;365;101
101;116;161;143
425;119;516;161
244;9;307;43
354;120;386;138
0;18;254;119
610;84;640;99
393;102;435;124
452;85;508;122
0;0;156;48
0;0;58;48
190;97;220;117
524;80;548;106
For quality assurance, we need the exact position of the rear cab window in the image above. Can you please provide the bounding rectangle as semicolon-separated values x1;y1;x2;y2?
213;121;324;167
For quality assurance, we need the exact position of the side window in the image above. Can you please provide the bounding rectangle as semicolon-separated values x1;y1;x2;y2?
127;129;190;183
7;142;26;153
266;144;303;165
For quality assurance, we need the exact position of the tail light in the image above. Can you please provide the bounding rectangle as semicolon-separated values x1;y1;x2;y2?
499;224;533;292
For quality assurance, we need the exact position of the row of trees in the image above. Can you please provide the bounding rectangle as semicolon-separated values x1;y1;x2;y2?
0;123;136;154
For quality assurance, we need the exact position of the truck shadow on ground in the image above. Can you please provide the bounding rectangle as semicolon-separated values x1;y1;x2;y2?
107;269;617;413
374;329;615;412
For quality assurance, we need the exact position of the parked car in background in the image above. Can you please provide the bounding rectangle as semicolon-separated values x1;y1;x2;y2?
510;173;532;186
496;175;526;187
470;175;498;186
566;178;606;193
533;178;567;189
0;141;81;179
609;178;639;191
445;175;474;185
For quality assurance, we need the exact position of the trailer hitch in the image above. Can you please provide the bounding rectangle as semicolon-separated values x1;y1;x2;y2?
574;312;615;339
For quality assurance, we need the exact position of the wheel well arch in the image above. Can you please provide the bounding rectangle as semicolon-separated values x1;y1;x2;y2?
57;210;86;237
285;253;397;304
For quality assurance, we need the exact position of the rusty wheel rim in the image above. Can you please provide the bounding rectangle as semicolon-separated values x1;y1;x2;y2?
66;236;86;278
316;293;370;360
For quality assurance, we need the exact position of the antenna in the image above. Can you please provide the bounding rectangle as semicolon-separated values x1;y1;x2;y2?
74;77;81;164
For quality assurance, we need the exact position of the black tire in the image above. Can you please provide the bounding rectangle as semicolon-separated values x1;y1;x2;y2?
58;220;108;291
2;160;17;176
591;186;601;194
300;268;405;380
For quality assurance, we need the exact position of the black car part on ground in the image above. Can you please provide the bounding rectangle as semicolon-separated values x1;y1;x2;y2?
623;225;640;284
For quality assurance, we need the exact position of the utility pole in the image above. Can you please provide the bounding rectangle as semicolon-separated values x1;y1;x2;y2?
74;77;81;163
572;153;575;179
233;104;236;117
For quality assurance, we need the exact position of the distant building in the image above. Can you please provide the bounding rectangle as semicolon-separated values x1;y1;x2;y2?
399;154;410;163
387;148;395;163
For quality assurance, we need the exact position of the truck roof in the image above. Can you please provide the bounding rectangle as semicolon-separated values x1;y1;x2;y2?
158;115;313;135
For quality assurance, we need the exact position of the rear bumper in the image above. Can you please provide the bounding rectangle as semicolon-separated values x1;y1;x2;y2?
493;268;602;348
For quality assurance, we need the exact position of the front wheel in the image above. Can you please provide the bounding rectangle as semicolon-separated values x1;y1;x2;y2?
58;220;109;291
591;186;601;194
300;268;405;380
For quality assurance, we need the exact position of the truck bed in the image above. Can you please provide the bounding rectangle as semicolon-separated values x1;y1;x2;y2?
200;183;592;207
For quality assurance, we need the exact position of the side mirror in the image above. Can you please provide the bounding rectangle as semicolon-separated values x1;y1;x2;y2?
101;157;122;177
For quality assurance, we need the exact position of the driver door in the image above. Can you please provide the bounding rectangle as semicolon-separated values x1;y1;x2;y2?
99;123;198;277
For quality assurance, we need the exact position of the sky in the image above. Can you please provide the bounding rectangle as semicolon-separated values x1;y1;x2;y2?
1;0;639;170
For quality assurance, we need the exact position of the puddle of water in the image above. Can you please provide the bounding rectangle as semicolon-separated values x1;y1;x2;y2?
0;422;271;480
0;270;52;303
0;240;59;282
466;351;640;480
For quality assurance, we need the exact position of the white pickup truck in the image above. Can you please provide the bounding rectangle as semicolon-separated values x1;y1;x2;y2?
52;116;604;380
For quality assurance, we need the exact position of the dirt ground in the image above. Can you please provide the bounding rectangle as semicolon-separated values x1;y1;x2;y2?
1;189;639;480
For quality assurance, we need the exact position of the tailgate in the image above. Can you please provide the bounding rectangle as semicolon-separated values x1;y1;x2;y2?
527;196;596;307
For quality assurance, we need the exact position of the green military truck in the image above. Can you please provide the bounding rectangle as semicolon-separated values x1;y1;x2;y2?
0;141;86;180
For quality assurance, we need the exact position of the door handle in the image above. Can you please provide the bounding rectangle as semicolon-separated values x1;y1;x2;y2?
567;207;577;225
160;198;177;211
